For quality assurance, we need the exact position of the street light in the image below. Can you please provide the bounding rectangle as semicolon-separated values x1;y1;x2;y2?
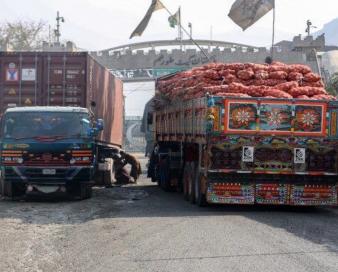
305;20;317;36
54;11;65;43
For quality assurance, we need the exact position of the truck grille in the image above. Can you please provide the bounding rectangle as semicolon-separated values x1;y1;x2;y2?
23;152;70;166
210;147;241;169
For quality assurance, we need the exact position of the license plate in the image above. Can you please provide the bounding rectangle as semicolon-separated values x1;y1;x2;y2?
42;169;56;175
35;186;59;193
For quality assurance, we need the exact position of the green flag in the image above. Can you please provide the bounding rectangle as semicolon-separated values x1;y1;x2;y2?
130;0;165;39
168;8;180;28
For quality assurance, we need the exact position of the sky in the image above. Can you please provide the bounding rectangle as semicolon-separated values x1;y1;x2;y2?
1;0;338;115
1;0;338;50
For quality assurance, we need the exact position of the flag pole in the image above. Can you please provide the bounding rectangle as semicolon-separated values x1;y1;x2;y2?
271;1;276;61
179;6;182;50
160;1;211;61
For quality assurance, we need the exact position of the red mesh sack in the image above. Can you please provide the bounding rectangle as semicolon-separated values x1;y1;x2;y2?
224;63;245;71
311;94;336;101
288;64;312;74
301;81;324;88
269;71;288;80
296;95;310;99
216;92;251;98
263;88;292;99
275;81;299;92
252;64;269;71
237;69;255;80
288;72;303;81
303;72;322;82
255;70;270;80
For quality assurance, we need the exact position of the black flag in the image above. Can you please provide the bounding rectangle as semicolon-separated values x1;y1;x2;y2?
130;0;165;39
228;0;275;31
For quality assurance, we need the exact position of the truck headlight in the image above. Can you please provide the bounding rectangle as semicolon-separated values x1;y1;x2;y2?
17;158;24;164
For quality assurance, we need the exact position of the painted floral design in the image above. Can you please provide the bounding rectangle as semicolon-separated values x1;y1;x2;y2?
296;109;320;131
231;106;256;128
266;109;283;127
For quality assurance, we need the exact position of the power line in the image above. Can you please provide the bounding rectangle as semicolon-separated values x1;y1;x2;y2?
124;82;154;96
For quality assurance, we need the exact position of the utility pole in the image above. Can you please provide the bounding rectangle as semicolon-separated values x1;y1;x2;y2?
48;25;52;44
209;25;213;52
178;7;182;50
55;11;65;43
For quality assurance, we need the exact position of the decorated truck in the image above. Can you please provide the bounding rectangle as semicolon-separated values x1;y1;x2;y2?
146;62;338;206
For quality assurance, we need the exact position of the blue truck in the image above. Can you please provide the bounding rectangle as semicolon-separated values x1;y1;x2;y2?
0;52;124;199
0;106;104;199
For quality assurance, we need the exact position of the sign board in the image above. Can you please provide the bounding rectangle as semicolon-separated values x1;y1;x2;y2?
6;63;19;81
111;68;186;81
242;146;254;162
22;68;36;81
294;148;306;164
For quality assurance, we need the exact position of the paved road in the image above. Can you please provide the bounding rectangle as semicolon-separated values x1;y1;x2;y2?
0;156;338;272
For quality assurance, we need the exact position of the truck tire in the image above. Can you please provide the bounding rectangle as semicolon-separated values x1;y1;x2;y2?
189;162;196;204
195;173;207;207
0;178;3;196
93;170;104;186
182;163;190;201
1;180;14;199
80;184;92;200
159;158;171;191
104;169;113;188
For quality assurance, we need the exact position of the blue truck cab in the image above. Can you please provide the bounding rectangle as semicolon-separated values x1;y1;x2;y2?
0;106;103;199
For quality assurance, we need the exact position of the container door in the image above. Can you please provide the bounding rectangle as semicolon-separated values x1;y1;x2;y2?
0;53;42;113
43;54;86;107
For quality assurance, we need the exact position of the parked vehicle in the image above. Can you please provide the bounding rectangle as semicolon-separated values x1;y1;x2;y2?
0;52;124;199
146;62;338;206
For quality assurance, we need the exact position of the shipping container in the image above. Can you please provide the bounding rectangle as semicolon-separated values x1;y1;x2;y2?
0;51;123;147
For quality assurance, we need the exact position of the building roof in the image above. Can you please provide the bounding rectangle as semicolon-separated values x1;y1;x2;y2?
5;106;89;113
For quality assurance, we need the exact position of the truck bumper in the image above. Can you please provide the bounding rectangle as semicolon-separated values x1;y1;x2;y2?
2;165;94;186
206;173;338;206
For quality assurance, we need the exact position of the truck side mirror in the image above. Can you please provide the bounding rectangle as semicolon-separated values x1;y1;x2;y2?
87;128;99;137
96;119;104;131
147;113;153;125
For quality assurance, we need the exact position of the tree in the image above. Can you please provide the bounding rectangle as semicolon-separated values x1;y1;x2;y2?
0;20;48;51
327;72;338;96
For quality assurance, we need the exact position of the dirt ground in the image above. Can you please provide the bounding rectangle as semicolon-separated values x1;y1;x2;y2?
0;154;337;272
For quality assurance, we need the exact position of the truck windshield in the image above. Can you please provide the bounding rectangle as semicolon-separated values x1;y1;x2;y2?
2;112;91;140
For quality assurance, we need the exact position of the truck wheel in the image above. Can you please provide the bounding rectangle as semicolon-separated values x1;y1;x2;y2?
1;180;14;199
189;162;196;204
0;178;3;196
93;170;104;186
182;163;190;200
104;169;113;188
159;158;171;191
80;184;92;200
195;173;207;207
